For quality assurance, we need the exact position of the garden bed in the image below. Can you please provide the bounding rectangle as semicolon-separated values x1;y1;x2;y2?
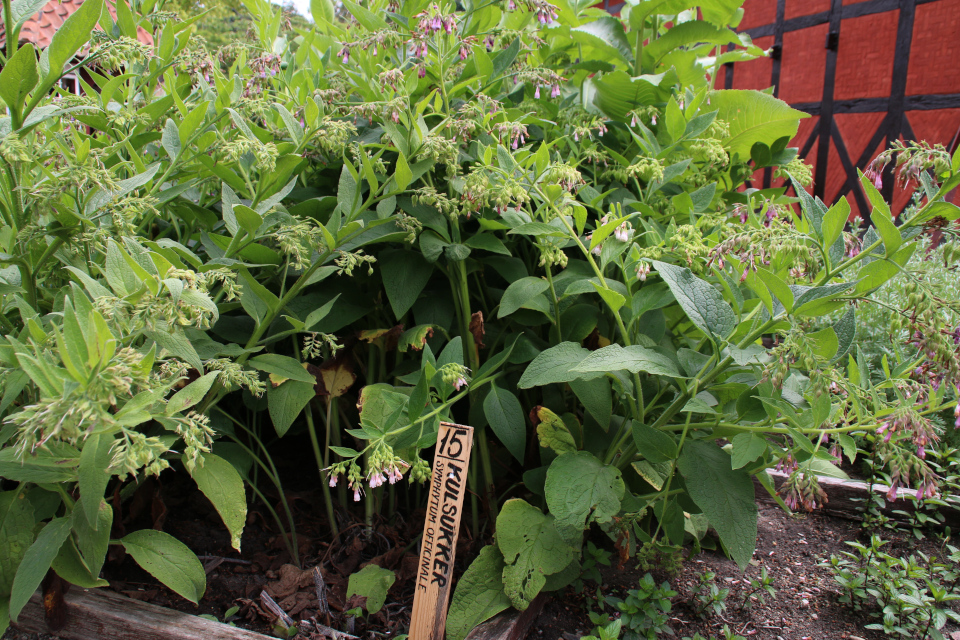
6;463;958;640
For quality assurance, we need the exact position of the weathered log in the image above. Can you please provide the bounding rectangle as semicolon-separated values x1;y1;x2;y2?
13;587;275;640
465;593;547;640
756;470;960;528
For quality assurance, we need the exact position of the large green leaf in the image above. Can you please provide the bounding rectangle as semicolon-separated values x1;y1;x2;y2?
518;342;598;388
267;380;316;437
645;21;740;61
591;70;668;121
121;530;206;604
652;261;736;339
166;371;219;415
676;440;757;569
497;499;574;611
379;249;433;319
0;490;34;596
569;377;612;430
544;452;624;543
0;45;38;114
483;384;526;463
498;277;549;318
190;454;247;552
571;17;634;65
572;344;680;377
632;422;678;463
73;497;111;577
248;353;316;383
10;516;73;621
708;89;806;160
78;433;113;527
41;0;103;86
446;545;511;640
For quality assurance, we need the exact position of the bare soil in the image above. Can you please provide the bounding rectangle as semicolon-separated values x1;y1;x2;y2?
531;502;960;640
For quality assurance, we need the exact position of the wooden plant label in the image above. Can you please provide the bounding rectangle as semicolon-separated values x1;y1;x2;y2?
409;422;474;640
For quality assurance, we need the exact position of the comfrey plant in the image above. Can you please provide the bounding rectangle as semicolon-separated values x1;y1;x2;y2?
0;0;958;637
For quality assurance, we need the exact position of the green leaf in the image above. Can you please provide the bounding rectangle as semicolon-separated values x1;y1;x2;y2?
79;433;113;527
498;277;550;318
653;261;736;339
10;516;72;621
310;0;334;22
571;17;634;65
446;545;511;640
232;205;263;238
0;446;79;483
42;0;103;86
161;118;181;160
190;454;247;552
248;354;316;384
631;422;677;463
569;377;612;430
591;282;625;313
708;89;806;160
121;530;206;604
808;327;839;360
0;44;38;114
394;151;412;192
518;342;596;388
677;440;757;569
730;433;767;469
0;490;34;596
545;452;624;543
497;499;575;611
267;380;316;437
490;38;520;82
821;198;850;251
572;344;680;377
464;233;511;255
341;0;388;30
51;537;108;589
73;497;111;577
483;384;526;463
380;249;433;318
755;268;793;313
346;564;395;614
832;306;856;362
166;371;219;415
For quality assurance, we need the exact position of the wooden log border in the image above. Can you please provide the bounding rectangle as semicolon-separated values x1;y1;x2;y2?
13;588;275;640
465;593;548;640
757;470;960;529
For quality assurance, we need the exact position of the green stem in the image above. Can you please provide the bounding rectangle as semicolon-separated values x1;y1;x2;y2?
544;263;562;338
650;413;692;544
305;399;338;536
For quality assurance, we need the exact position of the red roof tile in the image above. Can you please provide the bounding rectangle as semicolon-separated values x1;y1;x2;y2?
1;0;153;52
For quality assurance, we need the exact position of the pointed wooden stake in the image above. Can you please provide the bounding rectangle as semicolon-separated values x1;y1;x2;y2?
409;422;474;640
